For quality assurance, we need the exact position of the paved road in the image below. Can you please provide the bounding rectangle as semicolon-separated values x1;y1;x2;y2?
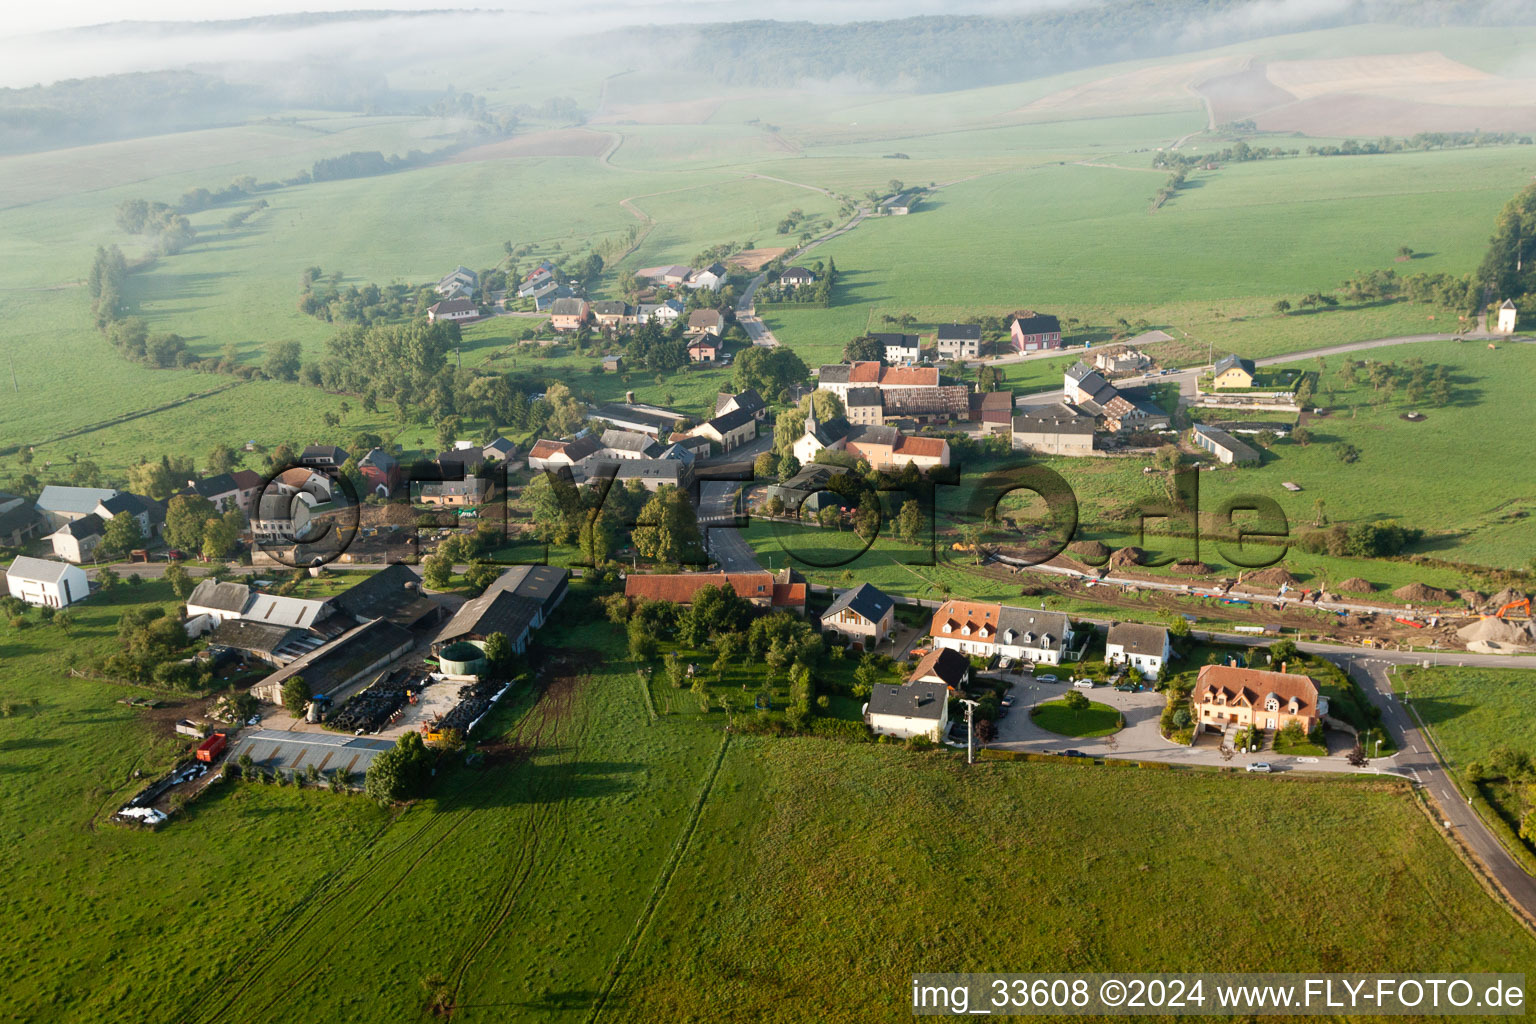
1014;330;1502;407
699;480;761;572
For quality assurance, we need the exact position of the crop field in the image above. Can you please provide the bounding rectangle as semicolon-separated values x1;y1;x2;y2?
3;582;1531;1022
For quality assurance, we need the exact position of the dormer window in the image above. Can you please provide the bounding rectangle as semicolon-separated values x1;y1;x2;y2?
943;622;953;633
961;625;971;636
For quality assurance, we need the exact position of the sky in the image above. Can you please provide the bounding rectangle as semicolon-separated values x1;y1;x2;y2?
12;0;1073;39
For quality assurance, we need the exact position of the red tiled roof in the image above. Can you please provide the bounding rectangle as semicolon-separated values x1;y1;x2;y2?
626;572;774;604
528;439;565;459
848;361;882;383
930;600;1004;645
1193;665;1319;715
230;470;263;490
880;366;939;387
772;582;807;608
894;435;947;459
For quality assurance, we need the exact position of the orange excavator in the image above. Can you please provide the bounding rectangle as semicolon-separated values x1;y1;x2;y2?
1487;598;1531;621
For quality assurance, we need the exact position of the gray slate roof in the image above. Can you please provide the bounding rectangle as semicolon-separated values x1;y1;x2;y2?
6;555;78;584
37;485;118;516
1106;621;1169;656
866;681;947;721
187;579;253;614
822;583;893;625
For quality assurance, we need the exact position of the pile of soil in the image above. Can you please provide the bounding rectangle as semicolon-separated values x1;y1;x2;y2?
1482;587;1530;614
1170;560;1211;575
1394;582;1457;604
1244;566;1300;588
1109;546;1145;568
1459;590;1487;608
1336;577;1374;593
1069;540;1111;561
1457;616;1536;647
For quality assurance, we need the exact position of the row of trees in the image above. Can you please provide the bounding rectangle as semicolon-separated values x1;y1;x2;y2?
297;266;432;327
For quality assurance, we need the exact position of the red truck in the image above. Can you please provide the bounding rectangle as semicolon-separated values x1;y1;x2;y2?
195;732;227;763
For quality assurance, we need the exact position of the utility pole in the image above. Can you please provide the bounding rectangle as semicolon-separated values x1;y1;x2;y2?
960;698;980;765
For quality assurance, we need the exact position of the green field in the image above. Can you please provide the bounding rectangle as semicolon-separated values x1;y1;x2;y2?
1;582;1531;1021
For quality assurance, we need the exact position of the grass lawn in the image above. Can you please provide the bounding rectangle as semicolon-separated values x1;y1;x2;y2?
1272;732;1329;757
1;576;1532;1020
607;740;1536;1021
1396;666;1536;771
1031;697;1123;737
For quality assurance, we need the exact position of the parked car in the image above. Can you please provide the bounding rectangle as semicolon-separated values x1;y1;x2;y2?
1114;683;1135;692
1246;762;1273;773
1063;749;1087;758
1073;679;1094;690
1036;674;1058;683
1001;696;1016;708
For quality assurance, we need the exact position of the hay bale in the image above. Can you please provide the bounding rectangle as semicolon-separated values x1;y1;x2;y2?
1393;582;1456;604
1068;540;1110;560
1336;577;1374;593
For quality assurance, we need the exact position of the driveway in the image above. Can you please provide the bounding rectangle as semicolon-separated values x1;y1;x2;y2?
986;677;1400;777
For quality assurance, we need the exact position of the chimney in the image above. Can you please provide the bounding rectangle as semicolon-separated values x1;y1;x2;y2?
1279;661;1286;674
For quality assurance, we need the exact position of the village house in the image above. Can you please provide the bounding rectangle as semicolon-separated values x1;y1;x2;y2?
714;388;767;423
1497;299;1518;334
1011;404;1096;456
818;583;896;649
417;477;489;508
250;618;415;704
688;262;728;291
549;297;590;331
687;333;722;362
598;429;664;460
0;492;46;548
778;266;816;287
1211;354;1256;389
791;405;853;467
586;456;693;492
844;387;884;426
590;300;631;329
687;308;725;335
816;362;970;423
299;444;348;469
1104;622;1171;678
843;427;950;473
186;578;256;625
930;601;1073;666
968;391;1013;432
934;323;981;361
427;297;479;324
533;285;574;311
873;332;921;365
526;435;604;476
1192;664;1325;737
229;469;264;516
1094;347;1151;374
682;407;757;453
435;266;478;298
865;674;951;741
1009;310;1063;352
5;555;89;608
46;515;105;563
35;485;121;531
356;449;399;497
908;645;971;691
766;463;846;517
635;300;684;325
1192;423;1260;466
515;262;554;297
881;193;918;215
1062;362;1170;433
481;437;516;463
624;570;807;615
